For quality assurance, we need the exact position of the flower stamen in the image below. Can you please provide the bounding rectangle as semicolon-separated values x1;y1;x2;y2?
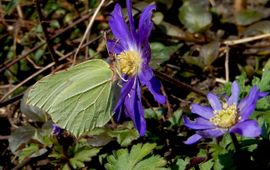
210;104;238;128
116;50;142;76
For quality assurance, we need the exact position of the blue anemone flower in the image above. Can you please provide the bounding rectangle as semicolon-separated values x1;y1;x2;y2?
184;81;268;144
52;124;63;136
107;0;166;135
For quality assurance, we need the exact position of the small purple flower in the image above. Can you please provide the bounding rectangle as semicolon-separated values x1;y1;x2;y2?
107;0;166;135
184;81;268;144
52;124;63;136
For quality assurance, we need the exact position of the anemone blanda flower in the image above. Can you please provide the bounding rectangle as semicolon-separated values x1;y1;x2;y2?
52;124;62;136
184;81;268;144
107;0;166;135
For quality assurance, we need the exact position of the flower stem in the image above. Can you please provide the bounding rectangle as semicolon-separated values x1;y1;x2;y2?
230;133;240;152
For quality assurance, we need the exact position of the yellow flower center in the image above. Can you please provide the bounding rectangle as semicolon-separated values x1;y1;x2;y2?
210;103;239;128
116;50;142;76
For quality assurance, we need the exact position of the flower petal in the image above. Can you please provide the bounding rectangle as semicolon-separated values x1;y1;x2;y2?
138;66;153;85
239;103;256;121
230;120;261;137
124;78;146;135
227;81;239;105
138;66;165;104
207;93;222;110
126;0;137;43
107;39;124;55
52;124;62;136
141;43;152;65
145;77;166;104
197;128;225;138
238;86;258;110
184;116;215;130
259;91;268;98
184;134;202;145
238;86;263;120
114;77;135;121
109;4;131;49
138;4;156;46
191;104;214;119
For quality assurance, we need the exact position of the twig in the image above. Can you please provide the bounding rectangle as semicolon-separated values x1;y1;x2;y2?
12;157;31;170
0;43;45;73
141;95;162;120
0;12;92;73
153;70;206;96
215;78;227;84
73;0;106;65
26;56;43;69
0;63;56;103
209;0;216;6
12;150;50;170
225;45;229;82
230;133;240;152
223;33;270;46
0;135;10;140
84;0;90;59
36;0;59;65
0;93;23;108
16;5;24;19
161;84;172;118
0;34;105;102
234;0;247;14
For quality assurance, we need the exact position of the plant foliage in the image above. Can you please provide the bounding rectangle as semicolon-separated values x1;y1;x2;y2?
105;143;167;170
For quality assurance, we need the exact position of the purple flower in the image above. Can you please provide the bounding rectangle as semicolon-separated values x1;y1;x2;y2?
184;81;268;144
52;124;63;136
107;0;166;135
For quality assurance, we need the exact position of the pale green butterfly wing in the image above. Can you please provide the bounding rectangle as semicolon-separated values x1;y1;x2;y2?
27;59;114;137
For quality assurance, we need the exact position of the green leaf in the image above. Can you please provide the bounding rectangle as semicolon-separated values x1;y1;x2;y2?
50;20;61;29
105;143;167;170
258;68;270;91
200;42;220;67
86;132;113;147
183;41;219;69
244;21;270;36
5;0;21;14
144;108;165;120
48;141;65;160
183;53;204;69
178;1;212;33
108;122;139;147
69;146;100;169
157;21;185;38
27;59;114;137
9;125;36;154
175;158;190;170
169;109;183;126
209;137;236;170
256;95;270;110
199;160;214;170
18;143;47;162
152;12;164;25
213;152;236;170
150;42;182;69
257;111;270;139
33;121;54;146
235;9;263;26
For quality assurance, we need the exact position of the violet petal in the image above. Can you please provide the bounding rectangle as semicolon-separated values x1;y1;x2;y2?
184;134;202;145
227;81;239;105
230;120;261;137
207;93;222;110
191;104;214;119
